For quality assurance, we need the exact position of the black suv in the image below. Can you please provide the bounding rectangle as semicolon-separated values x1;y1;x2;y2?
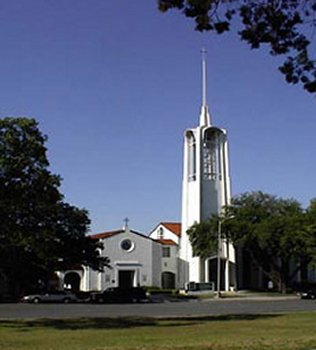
91;287;147;303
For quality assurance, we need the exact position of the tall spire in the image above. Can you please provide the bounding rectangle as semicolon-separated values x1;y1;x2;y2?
199;48;211;126
202;48;207;108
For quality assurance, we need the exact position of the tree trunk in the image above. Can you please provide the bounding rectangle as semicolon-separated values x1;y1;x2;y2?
279;260;290;294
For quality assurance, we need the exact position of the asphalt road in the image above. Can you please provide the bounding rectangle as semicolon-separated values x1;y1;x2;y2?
1;297;316;319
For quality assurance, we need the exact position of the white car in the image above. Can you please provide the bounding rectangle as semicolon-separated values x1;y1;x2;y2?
21;291;78;303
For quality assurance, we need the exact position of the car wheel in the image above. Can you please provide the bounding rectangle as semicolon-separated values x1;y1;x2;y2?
33;297;40;304
63;298;71;304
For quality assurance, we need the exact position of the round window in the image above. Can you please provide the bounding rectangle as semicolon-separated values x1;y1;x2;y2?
120;239;133;252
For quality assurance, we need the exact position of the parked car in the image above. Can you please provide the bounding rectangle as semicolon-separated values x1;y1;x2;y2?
300;289;316;300
21;291;78;303
74;291;92;303
91;287;148;303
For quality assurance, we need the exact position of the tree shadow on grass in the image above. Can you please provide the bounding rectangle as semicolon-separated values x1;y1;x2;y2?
0;314;282;330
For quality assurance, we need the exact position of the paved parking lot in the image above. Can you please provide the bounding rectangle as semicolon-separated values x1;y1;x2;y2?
1;297;316;319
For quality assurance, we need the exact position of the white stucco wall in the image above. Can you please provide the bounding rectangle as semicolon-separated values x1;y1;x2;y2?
82;229;163;291
149;224;180;245
161;245;179;288
179;117;235;289
151;240;162;287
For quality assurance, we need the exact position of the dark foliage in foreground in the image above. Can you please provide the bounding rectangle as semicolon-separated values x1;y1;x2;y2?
0;117;109;297
158;0;316;95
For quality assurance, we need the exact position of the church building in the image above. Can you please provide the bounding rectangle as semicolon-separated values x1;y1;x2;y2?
58;52;237;293
59;222;181;291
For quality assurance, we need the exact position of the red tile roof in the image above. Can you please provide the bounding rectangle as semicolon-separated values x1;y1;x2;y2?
90;230;123;240
156;239;178;246
161;222;181;236
90;229;150;241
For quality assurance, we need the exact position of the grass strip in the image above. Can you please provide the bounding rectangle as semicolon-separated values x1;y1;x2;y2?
0;312;316;350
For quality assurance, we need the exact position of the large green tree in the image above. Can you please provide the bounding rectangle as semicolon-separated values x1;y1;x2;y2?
158;0;316;94
187;191;316;293
0;117;109;297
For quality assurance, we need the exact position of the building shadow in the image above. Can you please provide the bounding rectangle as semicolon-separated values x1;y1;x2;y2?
0;314;281;330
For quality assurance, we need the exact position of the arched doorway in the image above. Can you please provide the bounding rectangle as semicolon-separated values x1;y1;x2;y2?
64;272;81;292
209;258;225;291
161;272;175;289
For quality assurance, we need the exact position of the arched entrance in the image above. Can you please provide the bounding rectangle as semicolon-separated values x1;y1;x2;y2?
64;272;81;292
161;272;176;289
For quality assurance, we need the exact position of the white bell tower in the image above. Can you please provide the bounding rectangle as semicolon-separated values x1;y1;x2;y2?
179;50;234;290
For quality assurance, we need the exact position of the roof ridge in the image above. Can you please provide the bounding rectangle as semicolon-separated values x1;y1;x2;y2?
90;228;152;241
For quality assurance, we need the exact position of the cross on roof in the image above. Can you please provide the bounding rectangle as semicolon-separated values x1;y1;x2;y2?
123;217;129;229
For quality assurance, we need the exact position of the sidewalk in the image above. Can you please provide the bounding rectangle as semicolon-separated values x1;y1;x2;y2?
204;292;300;302
149;292;300;303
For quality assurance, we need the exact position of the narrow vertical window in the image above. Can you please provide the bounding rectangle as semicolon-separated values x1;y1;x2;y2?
187;132;196;181
162;247;171;258
158;227;164;239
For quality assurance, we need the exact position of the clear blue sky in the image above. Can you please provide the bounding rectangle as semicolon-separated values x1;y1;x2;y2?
1;1;315;234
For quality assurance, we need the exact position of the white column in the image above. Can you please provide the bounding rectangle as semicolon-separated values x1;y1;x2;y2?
224;257;229;291
205;258;209;283
225;239;230;291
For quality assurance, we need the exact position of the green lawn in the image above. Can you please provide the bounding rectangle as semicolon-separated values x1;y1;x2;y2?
1;313;316;350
